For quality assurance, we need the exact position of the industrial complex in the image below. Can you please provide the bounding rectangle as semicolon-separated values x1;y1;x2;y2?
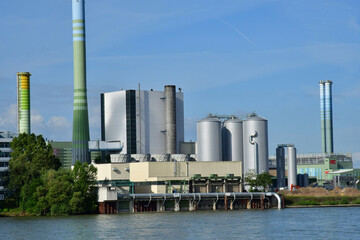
0;0;359;212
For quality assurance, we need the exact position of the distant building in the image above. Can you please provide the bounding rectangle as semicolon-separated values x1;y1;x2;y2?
269;153;353;184
101;86;184;154
48;141;72;169
0;131;17;197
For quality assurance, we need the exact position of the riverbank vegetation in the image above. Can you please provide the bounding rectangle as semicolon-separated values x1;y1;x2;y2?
1;133;97;216
280;187;360;207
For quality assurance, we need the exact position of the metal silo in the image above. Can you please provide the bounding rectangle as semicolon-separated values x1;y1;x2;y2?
287;146;297;188
222;119;243;162
276;146;286;188
242;114;269;176
197;118;222;161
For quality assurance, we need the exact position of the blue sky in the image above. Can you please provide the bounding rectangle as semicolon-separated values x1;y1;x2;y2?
1;0;360;166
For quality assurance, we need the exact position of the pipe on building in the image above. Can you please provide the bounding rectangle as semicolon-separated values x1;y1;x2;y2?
126;192;282;209
165;85;177;154
249;131;258;174
324;80;333;154
17;72;31;135
319;81;326;153
287;146;297;188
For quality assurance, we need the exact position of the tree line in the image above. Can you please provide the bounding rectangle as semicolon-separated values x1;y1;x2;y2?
8;133;98;215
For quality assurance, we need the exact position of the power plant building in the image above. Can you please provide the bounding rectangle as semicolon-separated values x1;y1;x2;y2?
101;86;184;154
269;153;353;184
17;72;31;135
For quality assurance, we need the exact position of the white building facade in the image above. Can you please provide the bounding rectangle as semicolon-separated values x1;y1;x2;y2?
101;86;184;154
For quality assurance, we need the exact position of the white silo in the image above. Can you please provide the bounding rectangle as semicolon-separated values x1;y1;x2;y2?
197;118;222;161
223;118;243;162
287;146;297;188
242;114;269;176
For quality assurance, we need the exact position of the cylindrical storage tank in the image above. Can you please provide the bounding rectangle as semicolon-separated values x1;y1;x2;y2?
197;118;222;161
297;174;303;187
303;173;309;187
276;147;286;188
222;119;243;162
242;114;269;176
287;146;297;188
165;85;177;154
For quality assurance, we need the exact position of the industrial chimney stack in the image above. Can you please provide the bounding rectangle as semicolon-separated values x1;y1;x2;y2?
319;80;334;154
17;72;31;135
72;0;90;164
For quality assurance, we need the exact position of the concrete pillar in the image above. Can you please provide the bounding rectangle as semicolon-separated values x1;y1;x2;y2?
129;199;135;213
206;179;211;193
224;196;228;211
157;200;165;212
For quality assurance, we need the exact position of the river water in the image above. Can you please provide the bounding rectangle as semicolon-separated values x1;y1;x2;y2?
1;207;359;240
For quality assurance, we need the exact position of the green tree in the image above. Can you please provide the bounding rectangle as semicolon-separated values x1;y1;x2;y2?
8;133;61;207
70;161;98;214
45;169;73;215
245;171;273;192
256;172;273;191
244;170;259;192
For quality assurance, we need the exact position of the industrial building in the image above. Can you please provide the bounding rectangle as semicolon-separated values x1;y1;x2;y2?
100;85;184;154
49;141;73;169
17;72;31;135
269;153;353;185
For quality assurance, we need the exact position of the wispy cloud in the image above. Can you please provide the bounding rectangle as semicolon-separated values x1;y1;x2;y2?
348;16;360;32
218;17;256;47
0;104;17;131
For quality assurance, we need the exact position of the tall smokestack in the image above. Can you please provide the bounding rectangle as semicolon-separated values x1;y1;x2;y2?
319;81;326;153
165;85;177;154
17;72;31;135
72;0;90;164
324;80;333;153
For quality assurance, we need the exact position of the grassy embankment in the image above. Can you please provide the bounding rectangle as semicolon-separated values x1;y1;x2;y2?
280;187;360;207
0;199;34;217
